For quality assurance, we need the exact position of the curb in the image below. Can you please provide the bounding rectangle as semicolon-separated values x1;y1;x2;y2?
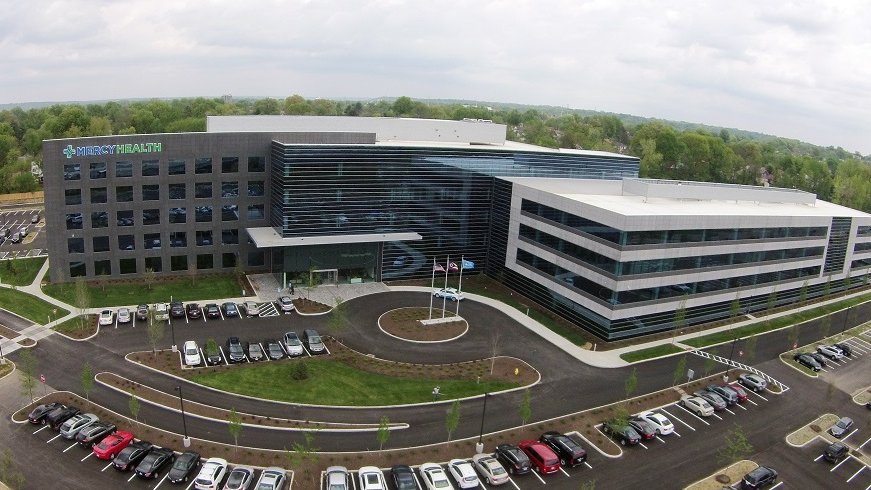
376;309;469;344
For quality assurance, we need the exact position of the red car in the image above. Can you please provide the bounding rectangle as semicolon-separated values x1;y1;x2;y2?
728;383;749;403
518;440;560;475
92;431;135;460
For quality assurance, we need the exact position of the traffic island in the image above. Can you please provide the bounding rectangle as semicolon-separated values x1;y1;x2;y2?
379;307;468;342
785;413;839;446
684;460;758;490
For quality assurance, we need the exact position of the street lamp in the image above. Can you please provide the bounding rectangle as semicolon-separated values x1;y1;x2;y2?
0;338;5;364
476;393;489;454
175;385;190;447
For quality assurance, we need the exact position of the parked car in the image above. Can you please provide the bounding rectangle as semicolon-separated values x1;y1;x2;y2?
434;287;465;301
419;463;454;490
793;353;821;371
154;302;170;321
283;331;305;357
117;307;132;324
326;466;350;490
167;451;201;483
447;459;479;489
135;447;175;479
204;303;221;319
493;443;531;475
92;430;135;460
264;339;284;360
834;342;852;357
633;411;674;435
303;328;325;354
740;465;777;489
194;457;228;490
738;373;767;392
601;420;641;446
46;405;81;429
98;309;115;326
252;467;286;490
59;412;99;439
817;345;843;360
518;440;561;474
471;453;509;486
693;390;726;411
170;301;186;319
682;396;714;417
358;466;388;490
706;385;739;405
75;421;116;447
223;465;254;490
28;402;63;424
135;304;149;321
278;296;295;313
808;352;828;367
204;341;222;365
242;301;261;317
391;465;417;490
31;213;39;224
829;416;854;438
539;431;587;466
222;302;239;317
245;342;264;362
824;441;849;462
183;340;201;366
727;383;749;402
186;303;202;319
113;440;153;471
226;337;245;363
627;418;656;440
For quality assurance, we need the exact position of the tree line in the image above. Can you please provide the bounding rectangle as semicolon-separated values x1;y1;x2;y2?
1;95;869;211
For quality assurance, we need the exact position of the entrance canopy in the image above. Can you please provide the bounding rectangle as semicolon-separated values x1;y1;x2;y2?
246;227;422;248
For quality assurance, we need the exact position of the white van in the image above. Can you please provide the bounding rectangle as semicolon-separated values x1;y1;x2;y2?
154;303;170;321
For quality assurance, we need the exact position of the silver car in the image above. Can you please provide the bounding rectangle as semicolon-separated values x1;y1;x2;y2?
117;307;132;324
59;413;99;439
283;332;304;357
278;296;295;313
325;466;350;490
253;467;286;490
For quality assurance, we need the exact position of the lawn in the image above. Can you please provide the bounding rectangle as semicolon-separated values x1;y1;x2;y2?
620;343;685;363
0;257;46;286
52;314;98;339
0;288;69;324
42;274;242;307
190;358;518;406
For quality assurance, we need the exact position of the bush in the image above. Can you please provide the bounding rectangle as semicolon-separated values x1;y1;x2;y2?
291;361;310;380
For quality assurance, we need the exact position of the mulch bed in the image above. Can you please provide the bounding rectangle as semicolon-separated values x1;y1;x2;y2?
380;307;467;341
292;298;331;314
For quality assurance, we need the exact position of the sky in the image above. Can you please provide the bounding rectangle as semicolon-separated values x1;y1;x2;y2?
1;0;870;154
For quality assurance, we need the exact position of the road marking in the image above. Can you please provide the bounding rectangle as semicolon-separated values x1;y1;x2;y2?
63;441;78;452
858;435;871;450
660;408;696;430
529;469;545;485
101;461;113;472
559;467;570;477
672;405;709;426
259;343;269;361
745;398;759;406
735;403;748;411
32;425;49;434
80;451;94;462
185;478;196;490
769;481;784;489
46;433;62;443
831;454;852;472
711;412;723;420
128;472;137;482
724;407;736;415
842;428;859;442
814;454;824;462
583;461;592;469
199;348;206;366
751;390;769;402
672;430;681;437
219;346;229;366
638;441;648;449
655;435;666;443
847;465;865;482
153;473;170;489
505;476;521;490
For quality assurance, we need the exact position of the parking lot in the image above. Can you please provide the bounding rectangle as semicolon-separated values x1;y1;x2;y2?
0;208;46;259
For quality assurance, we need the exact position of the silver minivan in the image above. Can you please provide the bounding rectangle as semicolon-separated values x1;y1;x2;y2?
302;329;325;354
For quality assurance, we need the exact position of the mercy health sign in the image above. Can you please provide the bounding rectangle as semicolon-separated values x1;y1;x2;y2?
63;142;162;159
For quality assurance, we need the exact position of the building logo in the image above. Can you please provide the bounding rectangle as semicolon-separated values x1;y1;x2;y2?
62;142;163;159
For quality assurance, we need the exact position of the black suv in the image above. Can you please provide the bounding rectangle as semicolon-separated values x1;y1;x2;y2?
539;431;586;467
46;405;81;429
834;343;852;357
493;443;532;475
741;465;777;489
824;441;849;462
601;420;641;446
186;303;202;319
793;353;821;371
170;302;185;319
226;337;246;363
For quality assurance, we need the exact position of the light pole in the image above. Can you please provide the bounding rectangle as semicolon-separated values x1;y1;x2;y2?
0;338;5;364
476;393;489;453
176;385;190;447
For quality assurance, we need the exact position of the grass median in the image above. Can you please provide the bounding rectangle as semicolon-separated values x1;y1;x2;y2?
0;256;46;286
619;343;685;363
43;274;241;306
190;358;518;406
0;287;69;324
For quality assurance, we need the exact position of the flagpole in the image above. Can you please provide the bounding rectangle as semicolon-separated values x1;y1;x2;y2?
429;257;436;320
442;255;450;318
457;255;464;316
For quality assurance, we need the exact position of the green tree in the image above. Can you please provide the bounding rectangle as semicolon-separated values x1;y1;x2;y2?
823;274;832;298
0;449;25;490
742;335;758;364
730;293;741;320
787;324;801;350
703;347;718;376
819;313;832;340
392;96;414;115
284;431;319;486
143;267;156;291
328;296;347;335
80;361;94;400
519;388;532;425
74;278;90;333
147;316;165;356
766;287;778;316
624;367;638;399
672;295;688;343
672;355;687;387
376;416;390;450
446;399;461;441
17;349;37;402
227;408;242;456
717;424;754;465
799;280;809;304
129;391;140;425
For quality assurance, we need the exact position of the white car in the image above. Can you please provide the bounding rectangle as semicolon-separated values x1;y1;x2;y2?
223;465;254;490
193;457;227;490
117;307;132;324
183;340;201;366
277;296;295;313
59;413;99;439
325;466;350;490
634;411;674;435
817;345;844;360
448;459;480;489
419;463;454;490
243;301;261;317
682;396;714;417
98;309;115;326
358;466;387;490
253;467;286;490
433;288;465;301
471;453;509;486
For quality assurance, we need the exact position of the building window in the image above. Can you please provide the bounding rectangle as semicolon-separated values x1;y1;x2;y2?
221;229;239;245
221;157;239;173
221;181;238;198
93;236;110;253
69;261;86;277
142;160;159;177
65;189;82;205
169;183;185;200
66;213;83;230
144;256;162;272
90;187;107;204
118;234;135;251
117;210;134;226
171;255;188;271
142;185;159;201
248;250;265;266
64;164;81;180
116;186;133;202
195;182;212;198
67;238;84;253
94;259;111;276
115;161;133;177
248;156;266;172
90;162;107;179
247;204;265;220
170;231;187;247
119;258;137;274
196;230;213;246
168;159;186;175
247;181;264;197
197;254;213;269
143;209;160;226
91;211;108;228
195;157;212;174
169;207;186;224
222;252;237;268
144;233;161;249
222;205;238;221
195;206;212;222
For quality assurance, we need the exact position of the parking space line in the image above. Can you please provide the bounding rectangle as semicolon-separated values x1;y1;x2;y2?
32;425;49;434
769;482;784;489
858;435;871;450
847;465;865;482
529;468;546;484
219;346;229;365
724;407;736;415
831;454;852;472
583;461;592;469
323;343;332;355
258;343;269;361
814;454;824;462
711;412;723;420
660;408;696;430
199;347;206;366
655;435;666;443
127;472;137;482
842;428;859;442
672;430;681;437
734;403;747;411
46;433;62;443
745;398;759;406
185;477;196;490
505;476;521;490
153;473;170;489
63;441;78;452
80;452;93;462
101;461;113;472
671;405;709;426
638;441;648;449
559;467;570;477
751;391;769;402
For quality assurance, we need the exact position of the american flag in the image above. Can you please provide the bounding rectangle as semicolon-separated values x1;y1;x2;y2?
433;263;445;272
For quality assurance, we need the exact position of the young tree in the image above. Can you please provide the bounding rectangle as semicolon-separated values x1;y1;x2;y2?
74;278;90;333
624;367;638;400
819;313;832;341
284;431;319;485
787;324;801;350
519;388;532;425
672;355;688;387
306;265;321;300
446;399;461;441
799;279;809;304
0;449;25;490
823;273;832;298
718;424;754;465
766;287;778;317
489;328;502;375
147;317;165;356
143;267;156;290
80;361;94;400
843;271;852;293
17;349;37;402
672;295;688;343
188;261;198;287
742;335;758;365
129;391;141;425
703;347;718;376
730;293;741;320
227;408;242;456
328;296;347;335
376;416;390;450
